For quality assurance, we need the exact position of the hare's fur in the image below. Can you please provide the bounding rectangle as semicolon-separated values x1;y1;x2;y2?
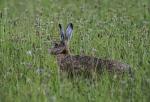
49;23;131;75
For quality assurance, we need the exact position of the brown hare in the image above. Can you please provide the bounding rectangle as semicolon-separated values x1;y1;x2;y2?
49;23;132;76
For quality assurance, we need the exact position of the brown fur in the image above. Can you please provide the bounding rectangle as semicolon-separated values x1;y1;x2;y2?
49;23;131;75
49;41;131;75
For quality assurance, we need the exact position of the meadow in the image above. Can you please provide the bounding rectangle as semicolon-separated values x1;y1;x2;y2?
0;0;150;102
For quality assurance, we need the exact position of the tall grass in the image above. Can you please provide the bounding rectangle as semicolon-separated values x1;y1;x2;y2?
0;0;150;102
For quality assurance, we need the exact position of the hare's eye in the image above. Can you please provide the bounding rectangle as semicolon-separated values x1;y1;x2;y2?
54;43;58;47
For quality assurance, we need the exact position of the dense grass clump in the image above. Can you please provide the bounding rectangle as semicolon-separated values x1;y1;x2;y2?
0;0;150;102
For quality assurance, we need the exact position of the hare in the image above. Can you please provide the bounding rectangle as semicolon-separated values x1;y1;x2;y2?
49;23;132;76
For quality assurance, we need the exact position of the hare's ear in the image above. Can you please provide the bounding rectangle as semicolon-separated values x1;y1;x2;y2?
66;23;73;40
59;24;65;41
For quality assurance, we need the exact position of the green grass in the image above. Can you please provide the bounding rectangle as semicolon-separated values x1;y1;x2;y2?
0;0;150;102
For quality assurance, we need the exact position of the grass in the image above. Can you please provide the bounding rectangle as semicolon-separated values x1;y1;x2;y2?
0;0;150;102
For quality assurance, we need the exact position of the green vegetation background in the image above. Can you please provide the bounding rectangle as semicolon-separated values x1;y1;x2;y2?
0;0;150;102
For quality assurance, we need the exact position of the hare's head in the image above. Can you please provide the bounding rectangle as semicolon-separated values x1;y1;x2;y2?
49;23;73;55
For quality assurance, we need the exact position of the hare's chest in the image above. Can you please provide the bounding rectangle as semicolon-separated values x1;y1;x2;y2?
56;55;78;71
56;54;66;66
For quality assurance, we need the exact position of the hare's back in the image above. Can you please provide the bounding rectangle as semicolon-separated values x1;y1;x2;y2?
60;55;104;72
60;55;130;73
